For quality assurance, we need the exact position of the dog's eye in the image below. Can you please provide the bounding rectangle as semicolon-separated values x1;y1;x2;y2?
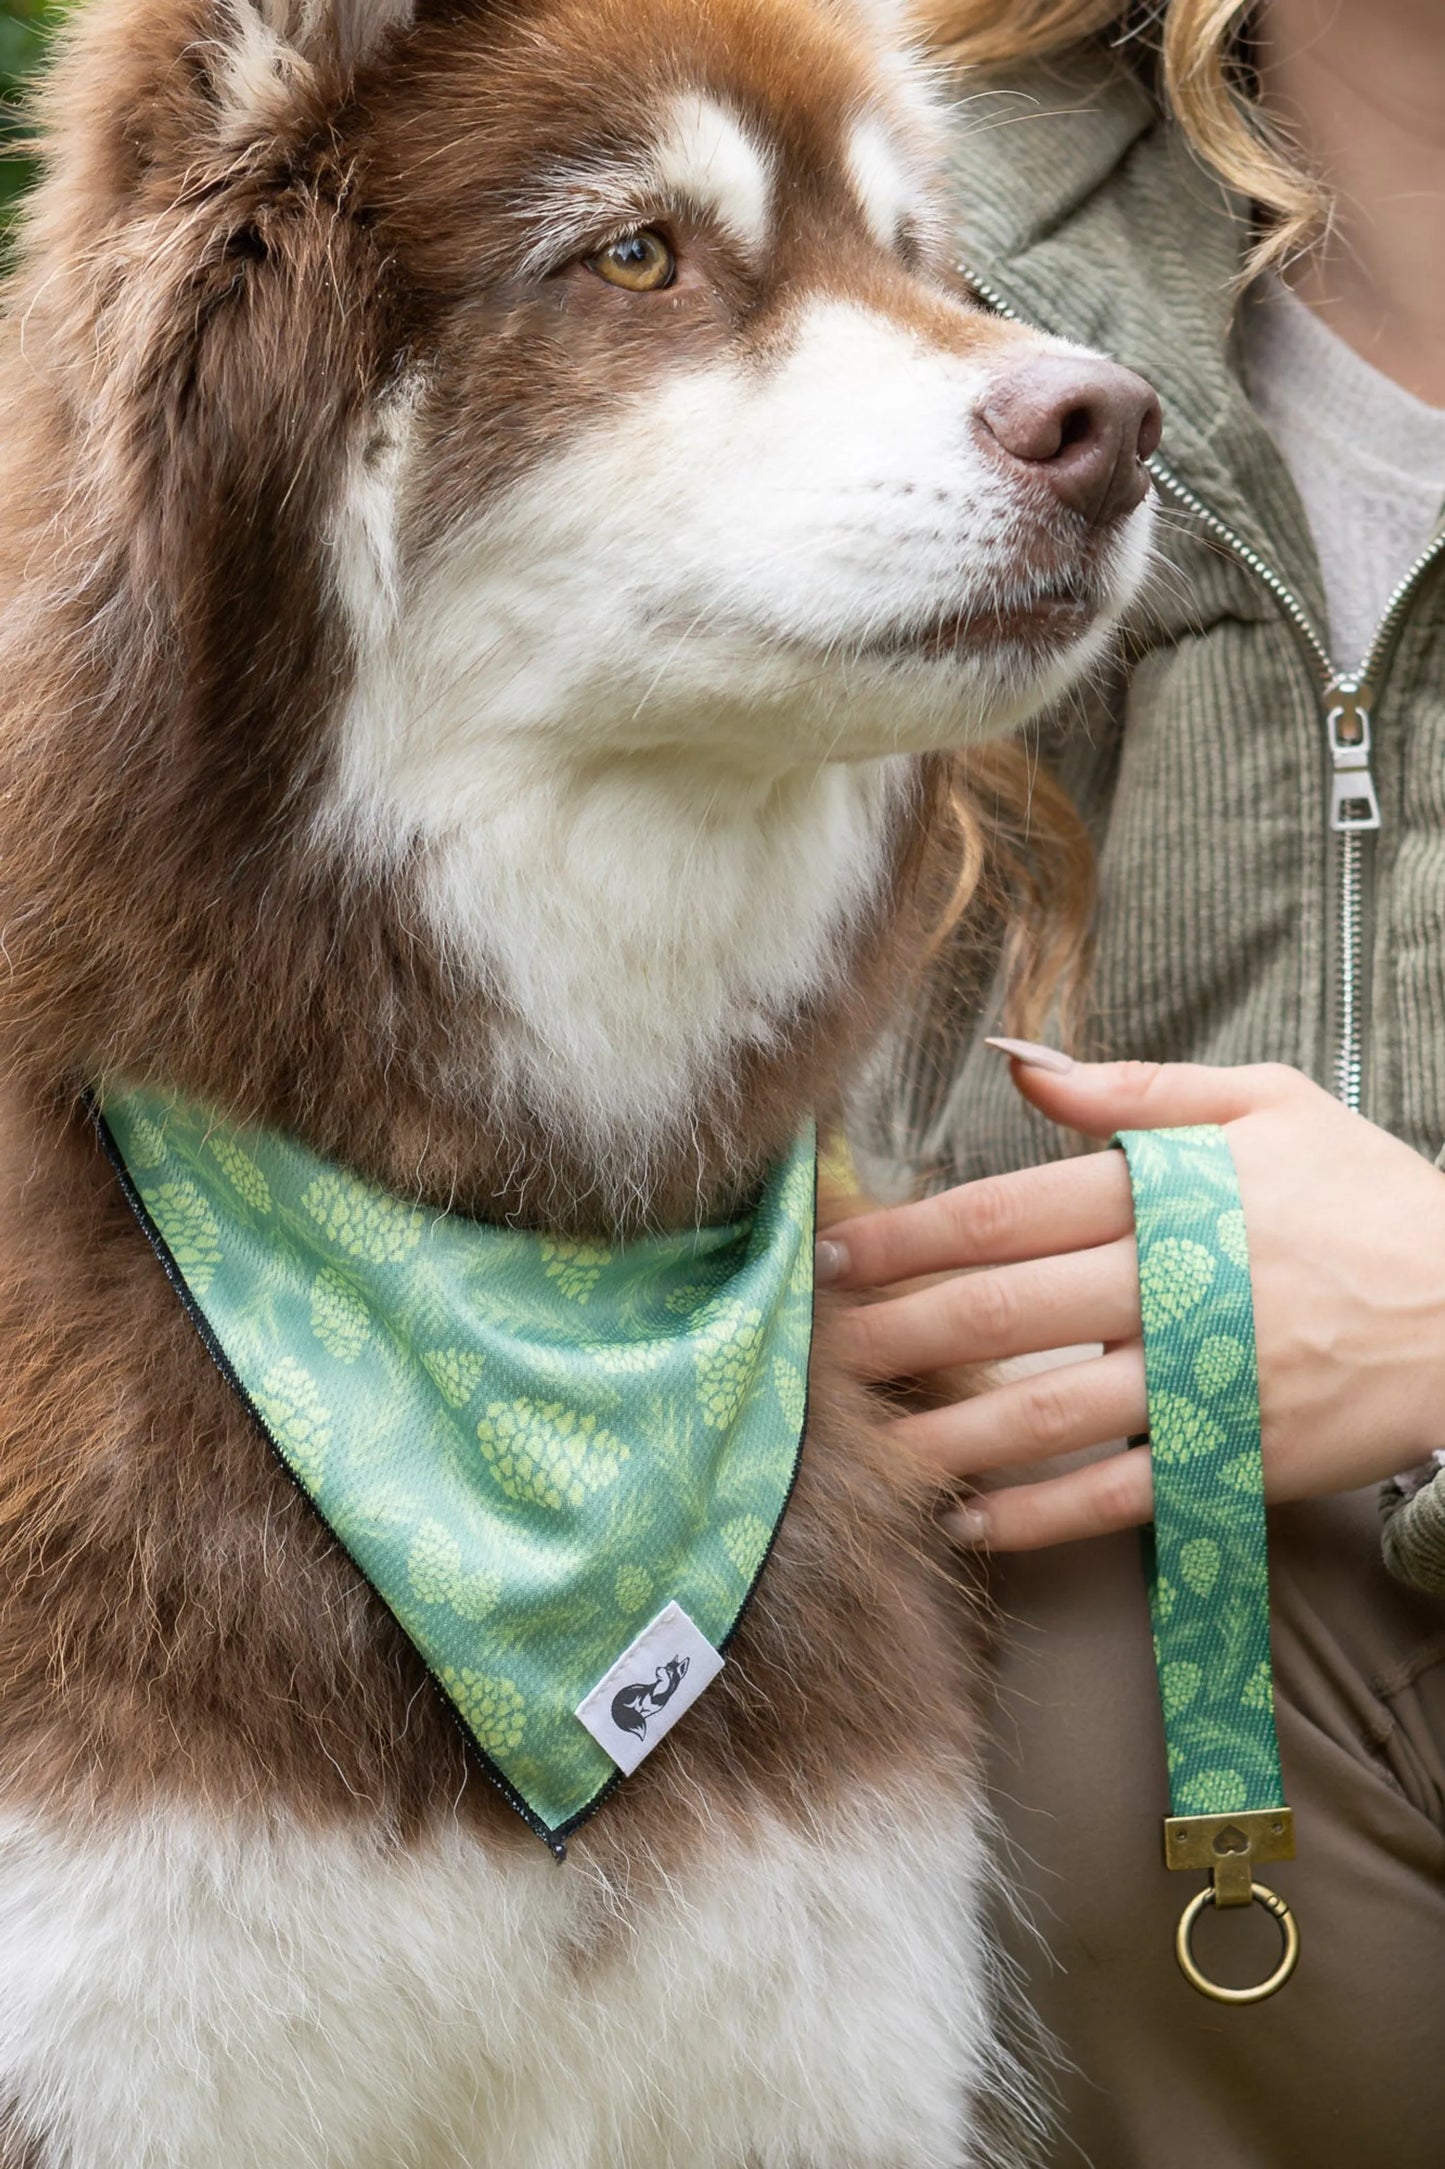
588;230;675;292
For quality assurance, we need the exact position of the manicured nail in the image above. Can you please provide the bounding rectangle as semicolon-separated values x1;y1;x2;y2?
984;1036;1074;1075
942;1503;990;1547
815;1238;849;1285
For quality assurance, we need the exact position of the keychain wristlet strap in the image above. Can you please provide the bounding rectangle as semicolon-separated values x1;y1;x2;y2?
1116;1124;1299;2003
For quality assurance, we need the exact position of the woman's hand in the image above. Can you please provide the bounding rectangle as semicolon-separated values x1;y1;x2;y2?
823;1047;1445;1550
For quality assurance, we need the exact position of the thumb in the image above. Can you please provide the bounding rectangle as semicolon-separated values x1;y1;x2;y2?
984;1040;1305;1139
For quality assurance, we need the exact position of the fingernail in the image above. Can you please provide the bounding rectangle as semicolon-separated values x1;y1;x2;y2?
815;1238;849;1285
941;1504;990;1547
984;1036;1074;1075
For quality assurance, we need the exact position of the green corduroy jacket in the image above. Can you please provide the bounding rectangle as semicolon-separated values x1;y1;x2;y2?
860;42;1445;1594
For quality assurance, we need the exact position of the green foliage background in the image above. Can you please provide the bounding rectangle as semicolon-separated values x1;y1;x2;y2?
1;0;62;243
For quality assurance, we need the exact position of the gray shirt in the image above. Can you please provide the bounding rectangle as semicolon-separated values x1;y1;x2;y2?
1241;275;1445;674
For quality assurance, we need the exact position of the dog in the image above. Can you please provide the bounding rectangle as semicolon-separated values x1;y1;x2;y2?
0;0;1158;2161
611;1656;691;1746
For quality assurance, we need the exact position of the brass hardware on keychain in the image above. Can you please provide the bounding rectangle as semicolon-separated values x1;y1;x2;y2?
1164;1807;1299;2004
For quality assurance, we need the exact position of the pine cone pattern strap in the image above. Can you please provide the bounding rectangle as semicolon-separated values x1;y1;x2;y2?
1116;1125;1285;1817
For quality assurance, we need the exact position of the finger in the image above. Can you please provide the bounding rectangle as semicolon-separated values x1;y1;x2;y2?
837;1236;1140;1380
817;1152;1133;1291
893;1343;1146;1477
944;1446;1154;1551
989;1046;1313;1141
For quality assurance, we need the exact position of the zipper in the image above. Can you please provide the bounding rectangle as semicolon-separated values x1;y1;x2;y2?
958;259;1445;1112
1321;534;1445;1103
1139;478;1445;1110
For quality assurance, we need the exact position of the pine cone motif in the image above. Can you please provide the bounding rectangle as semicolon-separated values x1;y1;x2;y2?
406;1518;499;1620
1216;1207;1249;1270
721;1512;770;1580
539;1239;612;1304
475;1399;629;1510
664;1281;712;1318
310;1267;371;1363
694;1301;765;1430
452;1565;503;1629
1241;1661;1273;1710
1149;1388;1225;1465
301;1169;424;1263
591;1338;666;1374
1178;1767;1248;1815
614;1564;653;1615
124;1112;168;1170
772;1355;806;1431
1179;1536;1221;1597
207;1135;272;1214
420;1347;487;1408
1160;1659;1202;1718
1139;1236;1216;1325
1194;1333;1246;1397
254;1357;332;1485
439;1667;525;1757
151;1179;223;1295
780;1163;816;1296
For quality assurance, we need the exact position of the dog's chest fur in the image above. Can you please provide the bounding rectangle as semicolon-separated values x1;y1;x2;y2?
1;1794;985;2168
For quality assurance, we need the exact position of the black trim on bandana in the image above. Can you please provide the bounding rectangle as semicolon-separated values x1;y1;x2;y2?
88;1091;815;1855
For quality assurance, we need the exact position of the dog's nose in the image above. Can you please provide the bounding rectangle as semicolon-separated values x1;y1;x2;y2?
980;356;1162;526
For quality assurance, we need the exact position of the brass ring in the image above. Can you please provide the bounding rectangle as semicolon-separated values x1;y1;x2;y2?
1174;1882;1300;2005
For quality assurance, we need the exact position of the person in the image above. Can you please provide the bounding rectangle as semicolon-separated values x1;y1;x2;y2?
823;2;1445;2162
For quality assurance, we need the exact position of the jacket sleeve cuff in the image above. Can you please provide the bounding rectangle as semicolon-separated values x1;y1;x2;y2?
1380;1461;1445;1595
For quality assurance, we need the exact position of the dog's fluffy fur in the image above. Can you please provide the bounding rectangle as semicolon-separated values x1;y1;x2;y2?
0;0;1152;2161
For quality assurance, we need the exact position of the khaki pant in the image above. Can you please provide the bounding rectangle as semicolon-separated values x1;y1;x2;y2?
987;1486;1445;2169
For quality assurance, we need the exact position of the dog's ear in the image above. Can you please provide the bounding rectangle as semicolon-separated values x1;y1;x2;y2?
7;0;409;760
190;0;419;154
255;0;416;69
19;0;425;245
215;0;418;134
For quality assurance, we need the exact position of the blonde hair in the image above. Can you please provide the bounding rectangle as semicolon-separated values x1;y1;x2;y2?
918;0;1328;279
937;743;1096;1045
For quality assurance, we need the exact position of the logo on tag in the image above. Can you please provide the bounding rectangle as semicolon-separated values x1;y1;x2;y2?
575;1601;724;1775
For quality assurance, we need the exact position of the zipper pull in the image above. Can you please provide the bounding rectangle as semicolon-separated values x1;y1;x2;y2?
1327;685;1382;833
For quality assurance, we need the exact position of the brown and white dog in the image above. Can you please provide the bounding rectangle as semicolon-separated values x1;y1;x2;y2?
0;0;1157;2161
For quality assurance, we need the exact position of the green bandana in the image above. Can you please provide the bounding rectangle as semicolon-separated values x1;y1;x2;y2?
97;1086;815;1851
